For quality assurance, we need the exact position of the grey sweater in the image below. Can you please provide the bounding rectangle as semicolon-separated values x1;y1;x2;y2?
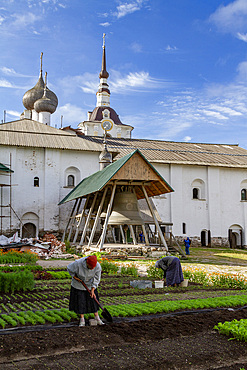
67;257;102;291
155;256;176;272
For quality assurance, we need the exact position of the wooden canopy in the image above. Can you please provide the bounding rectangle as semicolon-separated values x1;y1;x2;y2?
60;149;174;251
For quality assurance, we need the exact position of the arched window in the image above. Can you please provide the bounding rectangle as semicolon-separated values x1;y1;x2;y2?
34;177;39;187
67;175;75;187
191;179;205;200
241;189;247;201
192;188;199;199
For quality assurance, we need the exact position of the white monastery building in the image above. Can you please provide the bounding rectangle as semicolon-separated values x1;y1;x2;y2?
1;38;247;249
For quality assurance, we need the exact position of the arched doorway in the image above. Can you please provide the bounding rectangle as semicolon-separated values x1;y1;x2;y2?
21;212;39;238
22;223;36;238
201;230;207;246
229;225;243;249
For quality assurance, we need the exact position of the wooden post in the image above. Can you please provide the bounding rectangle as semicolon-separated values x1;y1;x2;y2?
79;192;98;245
142;184;168;251
142;224;150;246
67;197;82;242
129;225;137;245
61;199;78;242
99;182;117;250
88;186;108;246
73;195;90;243
119;225;126;243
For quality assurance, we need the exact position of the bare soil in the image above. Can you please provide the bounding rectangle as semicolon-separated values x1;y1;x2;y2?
1;307;247;369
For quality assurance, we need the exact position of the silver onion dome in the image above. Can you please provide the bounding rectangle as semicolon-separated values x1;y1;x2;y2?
34;72;58;114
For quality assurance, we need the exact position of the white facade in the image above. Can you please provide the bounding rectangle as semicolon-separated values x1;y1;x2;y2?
78;120;132;139
0;143;100;238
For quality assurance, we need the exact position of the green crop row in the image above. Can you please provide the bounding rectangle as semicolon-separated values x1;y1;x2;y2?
0;271;35;293
104;294;247;318
0;265;43;273
0;308;78;328
46;271;71;279
214;319;247;342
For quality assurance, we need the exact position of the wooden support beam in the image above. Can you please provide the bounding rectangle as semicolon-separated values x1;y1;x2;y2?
99;182;117;250
61;199;78;242
79;192;98;245
73;195;90;243
67;197;82;242
142;184;168;251
129;225;137;245
119;225;126;243
88;186;108;247
142;224;150;246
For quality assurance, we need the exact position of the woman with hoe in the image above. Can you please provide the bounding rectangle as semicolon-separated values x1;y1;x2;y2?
67;255;104;326
155;256;184;287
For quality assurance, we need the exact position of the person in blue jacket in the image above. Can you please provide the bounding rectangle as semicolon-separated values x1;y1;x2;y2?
184;237;191;255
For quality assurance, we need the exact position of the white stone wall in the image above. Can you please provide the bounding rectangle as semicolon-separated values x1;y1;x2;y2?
151;162;247;246
79;122;132;139
0;145;100;236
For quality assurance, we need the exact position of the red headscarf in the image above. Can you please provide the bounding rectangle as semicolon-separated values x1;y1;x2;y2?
86;255;97;269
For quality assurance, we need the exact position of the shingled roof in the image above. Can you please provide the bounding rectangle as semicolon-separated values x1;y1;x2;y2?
0;119;102;152
59;149;173;204
81;136;247;168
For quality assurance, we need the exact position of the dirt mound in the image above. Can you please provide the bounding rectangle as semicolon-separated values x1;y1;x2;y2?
1;307;247;369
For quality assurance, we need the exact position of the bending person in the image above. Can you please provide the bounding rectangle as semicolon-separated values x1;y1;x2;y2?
67;255;104;326
155;256;184;287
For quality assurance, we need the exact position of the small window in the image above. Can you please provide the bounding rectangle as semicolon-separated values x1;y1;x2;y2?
67;175;75;187
192;188;199;199
241;189;247;201
182;223;186;234
34;177;39;187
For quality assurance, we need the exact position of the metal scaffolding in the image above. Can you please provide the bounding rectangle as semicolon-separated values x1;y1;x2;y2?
0;154;13;234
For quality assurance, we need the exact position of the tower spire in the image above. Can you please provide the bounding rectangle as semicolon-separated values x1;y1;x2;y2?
40;52;43;77
99;33;109;79
97;34;110;107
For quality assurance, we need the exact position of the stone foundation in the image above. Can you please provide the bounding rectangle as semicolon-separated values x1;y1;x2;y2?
175;236;230;248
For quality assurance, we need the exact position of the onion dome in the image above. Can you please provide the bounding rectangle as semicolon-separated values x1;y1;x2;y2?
99;135;112;169
99;145;112;163
34;72;58;114
22;52;45;110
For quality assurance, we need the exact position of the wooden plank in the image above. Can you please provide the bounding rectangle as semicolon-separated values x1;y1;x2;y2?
112;153;160;181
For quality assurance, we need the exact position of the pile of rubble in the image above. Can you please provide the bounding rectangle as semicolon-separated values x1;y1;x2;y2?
30;234;73;259
0;232;74;259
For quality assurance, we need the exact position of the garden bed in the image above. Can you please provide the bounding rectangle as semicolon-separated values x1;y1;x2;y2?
1;255;247;368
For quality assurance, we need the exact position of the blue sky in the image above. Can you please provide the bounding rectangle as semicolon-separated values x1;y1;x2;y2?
1;0;247;147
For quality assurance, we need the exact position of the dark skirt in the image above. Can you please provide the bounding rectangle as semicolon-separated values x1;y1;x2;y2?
69;286;100;314
166;258;184;286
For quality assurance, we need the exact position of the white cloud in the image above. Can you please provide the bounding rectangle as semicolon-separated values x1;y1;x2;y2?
7;110;20;117
166;45;178;51
0;67;31;77
100;22;111;27
11;12;41;28
0;79;15;88
60;70;170;96
237;32;247;42
209;0;247;37
53;103;87;127
0;16;5;25
183;136;192;142
130;42;142;53
115;1;145;19
201;109;228;120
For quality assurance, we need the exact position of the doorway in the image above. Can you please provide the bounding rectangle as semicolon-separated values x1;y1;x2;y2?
22;223;36;238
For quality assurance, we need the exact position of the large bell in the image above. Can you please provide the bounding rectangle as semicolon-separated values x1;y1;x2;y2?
108;188;144;225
